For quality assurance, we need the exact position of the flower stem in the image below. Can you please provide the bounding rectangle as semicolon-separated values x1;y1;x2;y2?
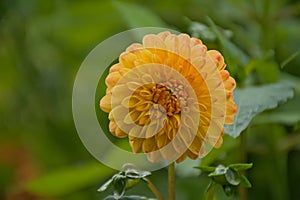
146;179;164;200
168;162;175;200
239;130;248;200
206;183;215;200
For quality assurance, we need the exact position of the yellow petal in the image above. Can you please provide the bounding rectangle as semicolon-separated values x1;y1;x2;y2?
100;95;111;112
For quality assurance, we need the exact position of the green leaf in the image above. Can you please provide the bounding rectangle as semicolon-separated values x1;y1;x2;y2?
239;174;252;188
252;73;300;125
113;1;167;28
225;80;294;138
113;175;127;199
225;169;240;186
25;162;115;196
228;163;253;171
194;166;216;173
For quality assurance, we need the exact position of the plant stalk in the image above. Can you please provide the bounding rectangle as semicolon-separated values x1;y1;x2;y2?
168;162;175;200
146;179;164;200
239;131;248;200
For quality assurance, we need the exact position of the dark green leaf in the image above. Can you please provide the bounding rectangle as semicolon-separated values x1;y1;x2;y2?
113;174;127;199
252;73;300;125
194;166;216;173
225;169;240;186
25;162;115;196
225;80;294;138
239;174;252;188
228;163;253;171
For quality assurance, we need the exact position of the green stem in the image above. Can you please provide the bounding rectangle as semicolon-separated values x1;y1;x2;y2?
206;182;216;200
239;131;248;200
168;162;175;200
146;179;164;200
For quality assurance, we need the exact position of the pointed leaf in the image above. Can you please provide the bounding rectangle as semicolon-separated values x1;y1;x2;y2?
194;166;216;173
113;175;127;199
228;163;253;171
239;174;252;188
225;80;294;138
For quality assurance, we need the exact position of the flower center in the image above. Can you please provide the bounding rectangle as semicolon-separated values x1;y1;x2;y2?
152;84;181;117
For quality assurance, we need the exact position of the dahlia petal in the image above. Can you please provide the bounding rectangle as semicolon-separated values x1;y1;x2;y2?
109;121;117;133
120;52;138;69
223;77;236;91
105;71;121;88
114;126;127;138
126;43;143;52
191;56;206;70
157;31;171;40
109;63;122;73
225;115;235;124
100;95;112;112
208;50;226;70
186;149;198;160
178;34;191;58
188;136;202;155
220;70;230;81
164;34;179;53
143;137;156;153
143;34;167;50
129;137;144;153
175;153;187;163
156;133;169;149
191;44;207;58
226;101;238;116
146;121;161;138
147;151;161;162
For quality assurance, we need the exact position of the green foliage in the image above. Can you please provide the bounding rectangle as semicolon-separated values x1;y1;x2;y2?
225;81;294;138
98;164;152;199
196;163;253;197
25;162;115;196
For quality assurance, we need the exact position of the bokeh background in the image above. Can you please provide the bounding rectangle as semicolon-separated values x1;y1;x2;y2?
1;0;300;199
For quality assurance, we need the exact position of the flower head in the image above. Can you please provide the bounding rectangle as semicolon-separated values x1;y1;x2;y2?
100;31;237;163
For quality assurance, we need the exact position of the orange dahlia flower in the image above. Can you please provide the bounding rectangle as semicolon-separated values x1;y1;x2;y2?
100;31;237;163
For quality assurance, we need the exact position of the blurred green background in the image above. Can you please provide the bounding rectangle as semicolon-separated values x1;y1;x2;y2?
1;0;300;199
